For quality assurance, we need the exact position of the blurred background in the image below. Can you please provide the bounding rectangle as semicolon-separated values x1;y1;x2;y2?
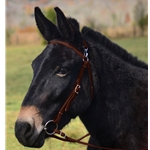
6;0;148;45
6;0;148;150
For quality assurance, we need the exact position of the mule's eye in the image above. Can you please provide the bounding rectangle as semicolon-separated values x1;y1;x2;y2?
56;68;69;77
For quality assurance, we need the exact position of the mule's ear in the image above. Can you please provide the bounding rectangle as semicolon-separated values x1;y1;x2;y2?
54;7;74;40
34;7;61;41
68;18;80;31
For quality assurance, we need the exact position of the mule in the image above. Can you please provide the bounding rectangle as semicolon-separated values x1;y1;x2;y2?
15;7;148;150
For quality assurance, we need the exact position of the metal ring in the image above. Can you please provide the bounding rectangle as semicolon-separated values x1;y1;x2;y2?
44;120;58;135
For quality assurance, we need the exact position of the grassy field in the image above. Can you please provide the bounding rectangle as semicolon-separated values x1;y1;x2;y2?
6;36;148;150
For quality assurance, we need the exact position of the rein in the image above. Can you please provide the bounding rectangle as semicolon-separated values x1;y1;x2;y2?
43;40;147;150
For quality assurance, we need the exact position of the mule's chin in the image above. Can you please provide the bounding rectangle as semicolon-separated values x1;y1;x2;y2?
15;127;46;148
31;131;56;148
30;130;46;148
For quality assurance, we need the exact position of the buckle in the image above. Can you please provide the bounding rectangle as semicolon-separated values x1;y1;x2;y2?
83;47;89;61
59;130;66;139
75;84;81;94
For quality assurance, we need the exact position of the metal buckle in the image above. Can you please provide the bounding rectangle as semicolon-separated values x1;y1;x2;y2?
83;47;89;61
75;84;81;94
59;130;66;139
44;120;58;135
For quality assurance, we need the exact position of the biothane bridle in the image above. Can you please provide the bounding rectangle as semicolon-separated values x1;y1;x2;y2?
43;40;147;150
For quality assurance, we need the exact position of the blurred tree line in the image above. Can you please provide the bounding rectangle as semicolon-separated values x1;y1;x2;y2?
39;1;148;41
45;7;56;24
134;0;148;36
87;0;148;37
35;1;148;40
6;1;148;45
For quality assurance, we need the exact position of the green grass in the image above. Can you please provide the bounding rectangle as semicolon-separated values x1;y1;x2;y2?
6;37;148;150
112;36;148;63
6;45;44;110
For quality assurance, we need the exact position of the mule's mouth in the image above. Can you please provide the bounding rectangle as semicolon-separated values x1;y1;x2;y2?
14;106;46;148
15;120;45;148
15;119;58;148
15;105;72;148
31;130;46;148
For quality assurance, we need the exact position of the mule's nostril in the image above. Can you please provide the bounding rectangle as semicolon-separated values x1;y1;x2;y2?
24;123;33;138
15;120;34;141
25;123;31;133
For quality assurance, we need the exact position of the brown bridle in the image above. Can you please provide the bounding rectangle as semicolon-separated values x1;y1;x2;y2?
44;40;93;127
43;40;147;150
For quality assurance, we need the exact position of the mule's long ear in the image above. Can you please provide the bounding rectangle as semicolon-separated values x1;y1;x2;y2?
54;7;75;40
34;7;61;41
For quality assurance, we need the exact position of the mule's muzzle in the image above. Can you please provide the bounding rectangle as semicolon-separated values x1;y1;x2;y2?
15;120;45;148
15;121;34;141
14;106;45;147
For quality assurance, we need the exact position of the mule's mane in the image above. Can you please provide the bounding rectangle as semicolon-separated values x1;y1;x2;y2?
82;26;148;70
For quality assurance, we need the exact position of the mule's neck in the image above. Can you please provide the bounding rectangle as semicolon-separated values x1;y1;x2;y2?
81;26;148;70
79;35;147;148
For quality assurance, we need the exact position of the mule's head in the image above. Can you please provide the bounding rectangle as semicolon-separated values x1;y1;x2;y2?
15;7;92;148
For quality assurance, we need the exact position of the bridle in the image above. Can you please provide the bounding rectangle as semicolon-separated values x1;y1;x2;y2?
43;39;98;148
47;40;94;124
44;40;94;133
43;40;147;150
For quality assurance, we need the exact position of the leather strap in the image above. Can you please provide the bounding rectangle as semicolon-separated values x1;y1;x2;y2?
50;40;93;124
53;60;90;124
50;40;87;59
51;129;123;150
51;129;147;150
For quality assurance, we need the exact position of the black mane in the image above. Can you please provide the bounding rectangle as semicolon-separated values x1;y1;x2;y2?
82;26;148;70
